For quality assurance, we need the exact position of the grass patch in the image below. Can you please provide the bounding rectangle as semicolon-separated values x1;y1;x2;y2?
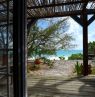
91;67;95;75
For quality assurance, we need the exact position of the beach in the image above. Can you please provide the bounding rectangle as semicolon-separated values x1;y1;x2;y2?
28;60;94;77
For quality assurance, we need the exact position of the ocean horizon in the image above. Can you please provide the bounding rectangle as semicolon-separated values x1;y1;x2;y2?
56;49;83;56
29;50;83;60
46;50;83;60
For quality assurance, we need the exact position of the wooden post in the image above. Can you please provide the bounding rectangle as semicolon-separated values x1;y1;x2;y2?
13;0;27;97
82;14;88;76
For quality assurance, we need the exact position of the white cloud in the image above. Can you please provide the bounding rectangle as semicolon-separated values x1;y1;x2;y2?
66;18;83;50
67;18;81;33
66;18;95;50
88;31;95;42
88;21;95;42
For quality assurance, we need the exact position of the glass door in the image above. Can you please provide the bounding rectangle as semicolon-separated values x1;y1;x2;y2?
0;0;13;97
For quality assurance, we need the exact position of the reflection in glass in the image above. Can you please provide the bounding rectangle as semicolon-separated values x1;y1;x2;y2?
0;0;13;97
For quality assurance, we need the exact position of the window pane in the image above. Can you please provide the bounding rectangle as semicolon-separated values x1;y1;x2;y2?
0;0;13;97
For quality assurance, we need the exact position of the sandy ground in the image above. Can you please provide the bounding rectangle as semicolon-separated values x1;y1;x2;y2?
29;60;95;77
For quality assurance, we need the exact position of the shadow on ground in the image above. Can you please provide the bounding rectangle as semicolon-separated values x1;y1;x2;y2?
28;75;95;97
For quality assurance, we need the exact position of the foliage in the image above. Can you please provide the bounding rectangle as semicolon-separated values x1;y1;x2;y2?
68;53;83;60
88;41;95;54
59;56;65;60
67;41;95;60
41;57;54;68
74;61;83;76
74;61;92;76
27;18;75;57
91;67;95;75
46;59;54;68
40;57;48;63
27;57;54;72
27;62;40;72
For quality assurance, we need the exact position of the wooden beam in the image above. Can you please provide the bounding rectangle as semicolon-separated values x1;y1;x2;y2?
27;19;37;33
71;16;83;26
28;1;82;9
0;8;95;15
27;19;36;33
82;0;89;10
0;9;95;20
27;0;95;9
82;14;88;76
27;9;95;19
0;10;95;25
88;15;95;25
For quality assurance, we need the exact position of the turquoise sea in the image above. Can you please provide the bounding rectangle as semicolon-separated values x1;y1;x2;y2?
56;50;83;59
29;50;83;60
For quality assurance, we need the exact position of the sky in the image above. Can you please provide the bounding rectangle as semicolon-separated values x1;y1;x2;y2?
38;16;95;50
67;16;95;50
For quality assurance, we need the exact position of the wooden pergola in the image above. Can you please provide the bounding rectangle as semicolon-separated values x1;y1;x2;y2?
29;0;95;75
26;0;95;77
0;0;95;97
14;1;95;96
19;0;95;76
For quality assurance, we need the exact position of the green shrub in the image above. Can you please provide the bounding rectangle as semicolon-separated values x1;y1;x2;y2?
40;57;54;68
88;41;95;54
59;56;65;60
45;59;54;68
28;64;40;71
68;53;83;60
47;61;54;68
75;61;83;76
91;67;95;75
